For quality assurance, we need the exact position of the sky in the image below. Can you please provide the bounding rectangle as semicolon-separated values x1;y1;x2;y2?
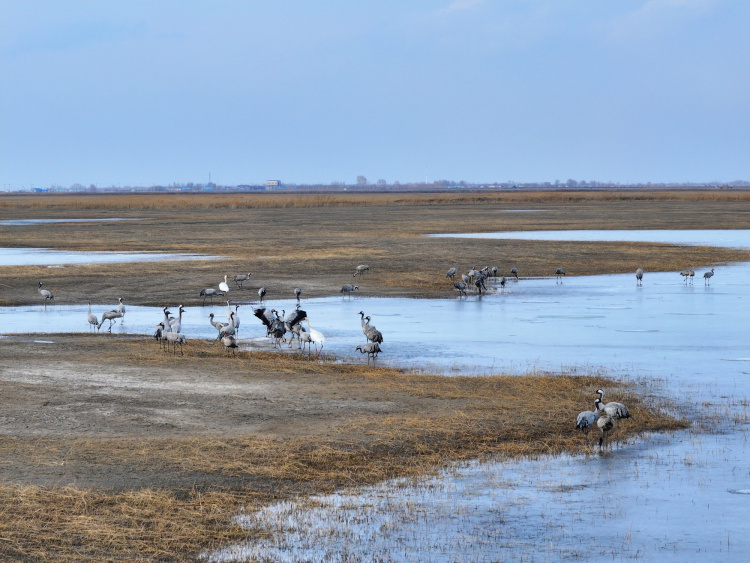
1;0;748;188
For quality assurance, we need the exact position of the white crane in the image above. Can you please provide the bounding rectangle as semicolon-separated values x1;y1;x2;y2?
304;317;325;357
87;303;98;332
704;268;715;285
576;399;603;435
635;268;644;286
38;282;54;306
596;389;631;420
219;275;230;293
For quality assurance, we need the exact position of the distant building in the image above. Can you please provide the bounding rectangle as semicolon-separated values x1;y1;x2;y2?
265;180;281;190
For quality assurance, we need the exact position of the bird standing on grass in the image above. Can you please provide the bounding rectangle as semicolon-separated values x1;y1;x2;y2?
258;287;267;303
294;287;302;304
340;284;358;297
354;265;370;277
596;389;631;420
446;267;458;280
219;275;230;293
38;282;54;306
576;399;603;435
199;288;223;305
233;273;252;289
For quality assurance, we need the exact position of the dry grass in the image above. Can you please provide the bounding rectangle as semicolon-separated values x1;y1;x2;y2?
0;337;686;561
3;189;750;211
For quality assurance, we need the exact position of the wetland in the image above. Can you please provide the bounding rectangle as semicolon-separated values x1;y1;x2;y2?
1;190;749;561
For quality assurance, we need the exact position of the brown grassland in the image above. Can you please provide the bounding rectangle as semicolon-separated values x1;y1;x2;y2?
0;190;743;560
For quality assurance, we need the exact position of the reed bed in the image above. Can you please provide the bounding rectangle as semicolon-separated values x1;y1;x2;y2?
3;189;750;211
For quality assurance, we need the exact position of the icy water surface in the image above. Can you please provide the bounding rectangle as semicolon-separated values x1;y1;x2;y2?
0;247;218;266
0;218;144;226
431;228;750;249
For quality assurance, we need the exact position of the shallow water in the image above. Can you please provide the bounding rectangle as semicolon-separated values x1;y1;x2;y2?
0;247;219;266
430;229;750;249
0;218;144;226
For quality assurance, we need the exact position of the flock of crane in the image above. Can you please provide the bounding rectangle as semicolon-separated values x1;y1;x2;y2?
36;260;715;448
59;264;384;362
447;264;717;296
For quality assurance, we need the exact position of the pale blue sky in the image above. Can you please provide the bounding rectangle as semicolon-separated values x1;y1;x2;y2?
1;0;748;188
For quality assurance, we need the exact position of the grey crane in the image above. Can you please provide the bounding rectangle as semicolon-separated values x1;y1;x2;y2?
253;307;276;336
294;287;302;304
354;264;370;277
704;268;715;285
511;267;519;280
221;334;239;356
232;273;252;289
117;297;126;318
200;288;224;305
38;282;54;306
680;269;694;285
340;284;358;297
555;268;566;283
461;273;470;285
258;287;267;303
87;303;98;332
355;342;382;364
576;399;603;435
208;313;225;332
596;389;631;420
164;331;186;356
284;306;307;347
597;413;615;448
491;266;498;277
454;282;467;297
358;311;383;344
499;277;507;293
446;267;458;279
97;310;123;332
636;268;644;286
169;305;185;333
